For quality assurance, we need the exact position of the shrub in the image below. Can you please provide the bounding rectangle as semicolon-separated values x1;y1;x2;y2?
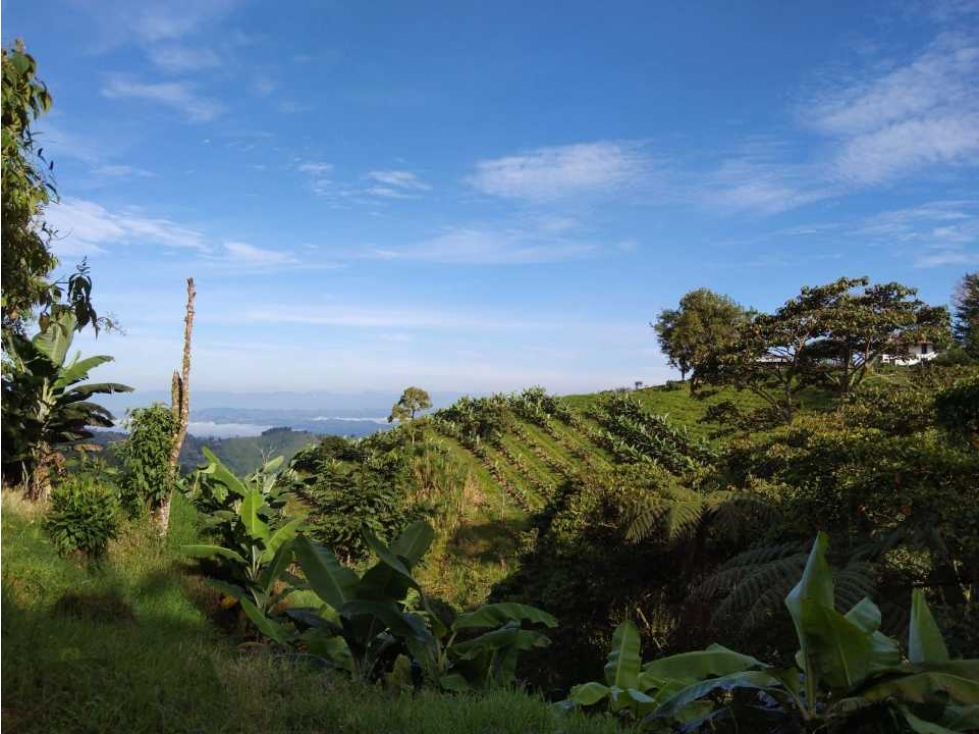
119;403;176;516
43;477;120;558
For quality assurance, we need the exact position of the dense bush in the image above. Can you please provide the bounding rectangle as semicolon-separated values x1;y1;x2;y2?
299;437;421;562
43;477;120;558
119;403;176;516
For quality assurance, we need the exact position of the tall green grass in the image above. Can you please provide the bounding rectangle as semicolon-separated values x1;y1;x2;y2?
1;491;630;734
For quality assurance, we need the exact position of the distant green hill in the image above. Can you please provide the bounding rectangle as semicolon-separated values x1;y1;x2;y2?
91;427;320;476
179;427;318;475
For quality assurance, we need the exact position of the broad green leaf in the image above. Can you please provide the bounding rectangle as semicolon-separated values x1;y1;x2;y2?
845;597;882;633
200;447;249;497
258;538;294;591
239;597;292;644
909;589;949;665
568;681;612;707
293;535;359;610
899;707;963;734
648;670;787;722
861;664;979;706
239;491;270;543
604;620;642;690
785;532;900;691
262;455;285;473
453;603;558;631
339;599;420;640
54;355;113;389
181;544;246;565
304;634;354;673
389;521;435;569
641;644;765;683
451;624;550;660
943;703;979;730
785;532;834;680
32;313;76;366
262;516;304;562
364;531;417;587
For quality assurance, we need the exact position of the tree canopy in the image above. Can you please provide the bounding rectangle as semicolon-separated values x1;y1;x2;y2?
691;277;950;421
953;272;979;360
389;386;432;423
653;289;746;382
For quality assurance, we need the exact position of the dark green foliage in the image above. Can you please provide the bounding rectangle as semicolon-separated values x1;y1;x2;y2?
299;435;420;562
119;403;176;515
43;477;120;558
953;272;979;358
291;433;364;473
935;375;979;447
434;395;514;445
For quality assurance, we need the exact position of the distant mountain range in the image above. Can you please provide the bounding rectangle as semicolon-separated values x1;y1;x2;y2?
93;389;473;438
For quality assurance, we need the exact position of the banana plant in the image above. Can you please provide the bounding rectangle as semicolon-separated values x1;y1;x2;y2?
285;521;436;680
287;521;557;688
559;620;763;726
405;601;557;691
182;451;304;643
561;533;979;732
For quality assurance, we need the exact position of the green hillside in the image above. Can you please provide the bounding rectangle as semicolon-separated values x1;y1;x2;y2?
180;427;318;475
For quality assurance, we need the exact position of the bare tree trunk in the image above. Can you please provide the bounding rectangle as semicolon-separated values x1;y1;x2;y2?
155;278;195;536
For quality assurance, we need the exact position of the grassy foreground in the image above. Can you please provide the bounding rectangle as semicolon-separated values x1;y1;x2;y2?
1;492;630;734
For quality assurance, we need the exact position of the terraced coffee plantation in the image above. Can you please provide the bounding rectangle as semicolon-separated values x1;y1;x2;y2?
426;384;748;517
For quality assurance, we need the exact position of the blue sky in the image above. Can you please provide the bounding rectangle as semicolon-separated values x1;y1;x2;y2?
4;0;979;397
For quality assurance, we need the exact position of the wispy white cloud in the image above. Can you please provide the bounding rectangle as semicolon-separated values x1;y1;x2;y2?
467;141;650;202
102;77;223;122
804;34;979;185
849;200;979;267
46;197;210;256
703;155;836;215
367;225;599;265
298;161;334;175
136;2;237;42
91;164;155;179
365;170;431;191
147;45;223;73
221;241;299;265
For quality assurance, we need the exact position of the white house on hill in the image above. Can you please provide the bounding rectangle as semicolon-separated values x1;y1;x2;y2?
882;341;939;366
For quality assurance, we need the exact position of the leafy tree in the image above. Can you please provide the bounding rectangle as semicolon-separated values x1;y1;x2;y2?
953;272;979;359
119;404;177;517
700;277;949;421
389;386;432;422
2;40;56;334
653;289;746;382
1;312;131;498
1;41;108;341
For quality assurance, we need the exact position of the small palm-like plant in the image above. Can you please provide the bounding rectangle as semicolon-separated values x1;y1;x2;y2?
1;312;131;499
